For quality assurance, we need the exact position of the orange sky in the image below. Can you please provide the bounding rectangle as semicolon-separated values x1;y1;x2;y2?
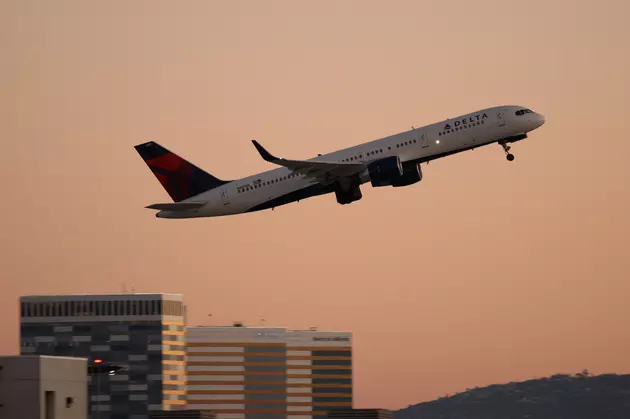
1;0;630;409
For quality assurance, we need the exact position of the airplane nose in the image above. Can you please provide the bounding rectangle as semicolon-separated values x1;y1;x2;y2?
531;113;546;129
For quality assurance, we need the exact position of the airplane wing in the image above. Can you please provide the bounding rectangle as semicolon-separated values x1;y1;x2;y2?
251;140;366;184
145;202;205;211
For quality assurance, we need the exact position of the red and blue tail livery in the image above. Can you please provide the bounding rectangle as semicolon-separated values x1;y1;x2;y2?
134;141;229;202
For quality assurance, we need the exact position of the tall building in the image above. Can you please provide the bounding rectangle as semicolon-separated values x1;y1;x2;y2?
285;330;353;418
187;324;352;419
0;355;88;419
20;293;187;419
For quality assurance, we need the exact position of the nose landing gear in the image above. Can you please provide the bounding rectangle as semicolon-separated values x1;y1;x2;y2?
499;141;515;161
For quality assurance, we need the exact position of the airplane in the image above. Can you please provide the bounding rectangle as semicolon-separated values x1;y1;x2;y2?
135;105;545;219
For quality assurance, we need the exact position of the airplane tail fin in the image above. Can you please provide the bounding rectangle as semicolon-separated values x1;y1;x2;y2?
134;141;229;202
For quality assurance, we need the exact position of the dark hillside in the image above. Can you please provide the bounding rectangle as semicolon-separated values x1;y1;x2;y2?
394;372;630;419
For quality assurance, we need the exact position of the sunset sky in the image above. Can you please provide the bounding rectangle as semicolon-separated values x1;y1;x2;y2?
2;0;630;409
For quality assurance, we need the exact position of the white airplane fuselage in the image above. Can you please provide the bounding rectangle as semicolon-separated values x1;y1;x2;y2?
144;105;545;218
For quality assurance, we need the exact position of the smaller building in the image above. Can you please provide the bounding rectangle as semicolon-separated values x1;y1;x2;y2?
0;355;88;419
327;409;393;419
150;410;216;419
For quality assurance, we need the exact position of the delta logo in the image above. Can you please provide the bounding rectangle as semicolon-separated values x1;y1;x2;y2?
444;113;488;130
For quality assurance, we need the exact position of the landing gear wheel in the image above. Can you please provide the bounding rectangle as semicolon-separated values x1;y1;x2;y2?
500;142;514;161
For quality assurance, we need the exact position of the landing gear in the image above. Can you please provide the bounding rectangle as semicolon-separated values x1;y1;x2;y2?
499;141;515;162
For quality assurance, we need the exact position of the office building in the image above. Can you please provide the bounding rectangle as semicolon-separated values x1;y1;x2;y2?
0;355;88;419
20;293;187;419
327;409;393;419
187;324;352;419
285;329;353;418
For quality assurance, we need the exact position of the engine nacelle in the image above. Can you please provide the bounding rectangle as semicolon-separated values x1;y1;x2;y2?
391;163;423;187
367;156;403;187
368;157;422;187
335;185;362;205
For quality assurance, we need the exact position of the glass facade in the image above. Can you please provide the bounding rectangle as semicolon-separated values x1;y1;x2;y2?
20;296;186;419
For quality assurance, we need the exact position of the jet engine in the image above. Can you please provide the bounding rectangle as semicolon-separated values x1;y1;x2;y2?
391;162;422;187
335;184;362;205
368;156;422;187
367;156;403;187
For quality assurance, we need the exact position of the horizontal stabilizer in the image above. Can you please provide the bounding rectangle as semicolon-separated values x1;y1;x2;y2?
145;202;205;211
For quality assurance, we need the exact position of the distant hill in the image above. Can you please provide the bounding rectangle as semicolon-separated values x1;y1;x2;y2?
394;371;630;419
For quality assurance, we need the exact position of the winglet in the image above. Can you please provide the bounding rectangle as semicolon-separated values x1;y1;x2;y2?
252;140;280;162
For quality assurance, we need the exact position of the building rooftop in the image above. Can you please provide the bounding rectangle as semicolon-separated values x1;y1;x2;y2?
187;324;351;333
0;355;87;361
21;293;183;297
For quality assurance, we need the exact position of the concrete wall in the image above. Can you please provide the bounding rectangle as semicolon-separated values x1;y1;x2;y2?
0;355;88;419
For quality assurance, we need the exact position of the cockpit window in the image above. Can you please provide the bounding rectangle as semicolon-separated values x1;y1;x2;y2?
515;109;534;116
